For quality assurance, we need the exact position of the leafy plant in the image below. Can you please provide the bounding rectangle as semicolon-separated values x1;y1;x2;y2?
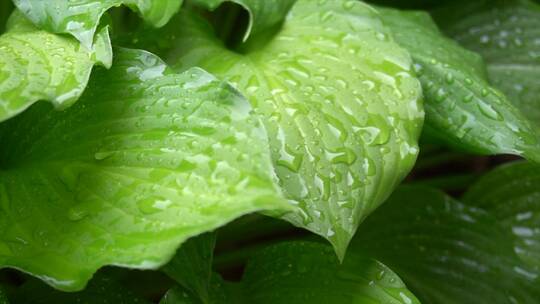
0;0;538;303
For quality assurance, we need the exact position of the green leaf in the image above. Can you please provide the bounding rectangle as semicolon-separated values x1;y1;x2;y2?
0;11;112;123
12;274;149;304
354;185;539;304
378;7;540;162
0;48;289;291
163;233;216;303
189;0;296;42
130;0;424;258
13;0;183;48
0;0;13;34
433;0;540;128
163;241;420;304
464;161;540;274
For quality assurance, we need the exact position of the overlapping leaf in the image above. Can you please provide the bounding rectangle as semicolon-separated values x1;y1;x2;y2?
0;0;13;34
0;48;290;291
433;0;540;128
162;241;420;304
130;0;424;258
13;0;183;48
378;7;540;161
354;186;539;304
464;161;540;274
0;11;111;122
190;0;296;42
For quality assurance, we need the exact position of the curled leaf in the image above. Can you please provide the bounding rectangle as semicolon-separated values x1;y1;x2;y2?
0;48;289;291
13;0;184;47
0;11;112;122
131;0;424;258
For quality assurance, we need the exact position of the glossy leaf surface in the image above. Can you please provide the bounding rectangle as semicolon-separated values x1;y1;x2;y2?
0;48;289;291
0;11;111;122
354;186;539;304
379;7;540;161
13;0;183;47
132;0;424;257
464;161;540;274
163;241;420;304
434;0;540;128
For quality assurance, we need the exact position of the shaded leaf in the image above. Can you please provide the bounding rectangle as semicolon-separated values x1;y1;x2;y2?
13;0;183;47
464;161;540;275
433;0;540;128
12;274;149;304
190;0;296;42
379;7;540;161
0;48;289;291
130;0;424;258
0;0;13;34
354;185;539;304
163;233;216;303
163;241;420;304
0;11;111;122
0;286;8;304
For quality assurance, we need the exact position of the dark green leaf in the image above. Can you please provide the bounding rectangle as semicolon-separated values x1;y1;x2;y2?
130;0;424;258
0;48;290;291
163;233;216;303
354;185;539;304
0;285;8;304
0;11;112;122
13;0;183;47
378;7;540;161
433;0;540;128
190;0;296;42
464;161;540;274
163;241;420;304
0;0;13;34
12;274;149;304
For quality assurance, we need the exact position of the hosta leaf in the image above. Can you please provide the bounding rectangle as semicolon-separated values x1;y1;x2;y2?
190;0;296;42
433;0;540;127
131;0;424;258
13;0;183;48
464;161;540;274
12;275;149;304
0;11;111;123
162;233;216;303
163;241;420;304
0;48;289;291
354;186;539;304
379;7;540;161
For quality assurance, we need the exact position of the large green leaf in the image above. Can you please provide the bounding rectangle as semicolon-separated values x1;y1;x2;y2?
130;0;424;258
162;241;420;304
12;275;149;304
0;11;111;123
0;48;290;291
190;0;296;42
464;161;540;274
433;0;540;128
378;7;540;161
354;186;539;304
13;0;183;48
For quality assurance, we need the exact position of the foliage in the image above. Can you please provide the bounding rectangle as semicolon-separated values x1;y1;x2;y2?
0;0;538;303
